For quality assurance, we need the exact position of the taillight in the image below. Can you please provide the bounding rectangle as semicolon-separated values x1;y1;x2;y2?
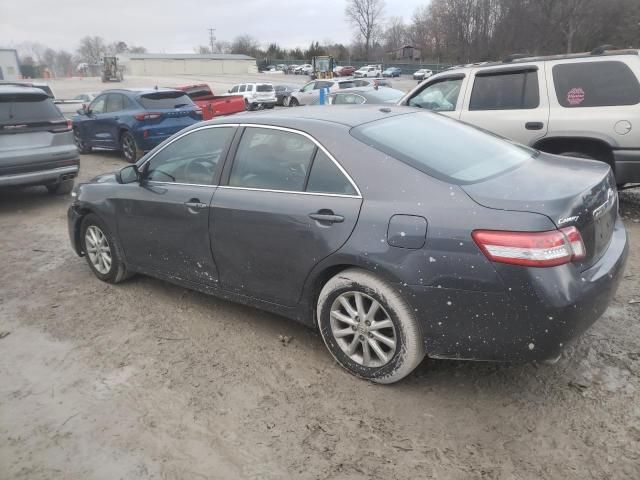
50;120;72;133
134;112;162;121
194;108;203;117
472;226;586;268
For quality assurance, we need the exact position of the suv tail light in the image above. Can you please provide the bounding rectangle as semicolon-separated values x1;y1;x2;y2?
472;227;586;268
134;112;162;121
49;120;72;133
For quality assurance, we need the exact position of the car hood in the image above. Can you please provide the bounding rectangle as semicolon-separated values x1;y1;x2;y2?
90;172;118;184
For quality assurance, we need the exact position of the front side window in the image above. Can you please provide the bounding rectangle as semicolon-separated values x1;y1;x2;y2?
230;86;239;93
89;95;106;114
105;94;126;113
145;127;233;185
301;82;316;92
239;85;246;93
229;127;316;191
552;61;640;108
306;150;356;195
408;78;463;112
351;111;535;184
469;70;539;110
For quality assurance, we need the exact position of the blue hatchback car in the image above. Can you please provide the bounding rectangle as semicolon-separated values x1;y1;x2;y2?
72;88;203;162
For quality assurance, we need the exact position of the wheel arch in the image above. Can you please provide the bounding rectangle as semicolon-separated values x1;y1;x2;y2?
533;136;615;168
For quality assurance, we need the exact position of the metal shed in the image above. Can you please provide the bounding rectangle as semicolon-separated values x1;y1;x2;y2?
0;49;21;81
118;53;257;76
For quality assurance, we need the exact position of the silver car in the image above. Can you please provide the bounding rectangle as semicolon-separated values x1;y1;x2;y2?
0;86;79;194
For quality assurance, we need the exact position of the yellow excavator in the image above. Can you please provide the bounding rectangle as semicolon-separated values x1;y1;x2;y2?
311;56;335;80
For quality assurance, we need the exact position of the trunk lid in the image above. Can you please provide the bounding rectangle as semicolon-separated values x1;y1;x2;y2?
461;153;617;270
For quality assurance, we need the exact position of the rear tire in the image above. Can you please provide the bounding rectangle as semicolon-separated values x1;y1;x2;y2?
46;179;74;195
121;131;142;163
317;269;426;384
80;213;132;284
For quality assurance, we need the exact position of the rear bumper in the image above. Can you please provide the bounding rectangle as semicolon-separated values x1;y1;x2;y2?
249;99;277;107
0;164;79;187
613;149;640;185
403;217;629;362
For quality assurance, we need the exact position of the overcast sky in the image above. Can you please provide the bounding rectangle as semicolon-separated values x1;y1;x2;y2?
1;0;427;53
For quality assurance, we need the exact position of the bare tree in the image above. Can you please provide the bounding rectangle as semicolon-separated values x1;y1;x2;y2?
230;35;261;57
345;0;385;60
384;16;407;51
76;36;107;64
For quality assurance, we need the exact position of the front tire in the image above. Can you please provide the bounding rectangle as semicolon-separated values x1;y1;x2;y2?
289;97;299;107
317;269;426;384
80;213;131;284
121;131;142;163
74;128;92;154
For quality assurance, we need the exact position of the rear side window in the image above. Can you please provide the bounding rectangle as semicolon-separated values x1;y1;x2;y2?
351;112;535;184
138;92;193;109
256;84;273;92
470;70;539;110
306;150;357;195
0;94;62;125
239;85;246;93
552;61;640;107
229;127;316;192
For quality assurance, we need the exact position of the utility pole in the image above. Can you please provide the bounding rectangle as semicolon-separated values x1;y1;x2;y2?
208;28;216;53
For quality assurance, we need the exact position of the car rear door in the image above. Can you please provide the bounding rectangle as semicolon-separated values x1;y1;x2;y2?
459;65;549;146
116;125;235;284
210;126;362;306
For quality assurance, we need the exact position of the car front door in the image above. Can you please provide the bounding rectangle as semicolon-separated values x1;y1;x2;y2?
82;94;107;146
459;66;549;146
211;126;363;306
298;81;317;104
116;125;236;284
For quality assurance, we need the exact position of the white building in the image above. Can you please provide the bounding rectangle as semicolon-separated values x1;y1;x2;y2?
118;53;257;76
0;49;20;81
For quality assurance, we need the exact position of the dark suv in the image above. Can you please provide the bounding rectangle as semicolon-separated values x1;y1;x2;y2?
0;86;79;194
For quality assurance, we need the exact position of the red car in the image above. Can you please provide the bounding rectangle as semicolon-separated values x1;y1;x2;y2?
174;84;245;120
339;66;356;76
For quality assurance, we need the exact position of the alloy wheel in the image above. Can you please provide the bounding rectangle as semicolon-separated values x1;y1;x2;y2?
330;291;397;368
85;225;112;274
122;134;136;162
74;129;85;150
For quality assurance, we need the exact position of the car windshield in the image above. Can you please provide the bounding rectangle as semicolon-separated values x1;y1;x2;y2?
138;92;194;109
256;85;274;92
351;112;536;184
0;93;62;126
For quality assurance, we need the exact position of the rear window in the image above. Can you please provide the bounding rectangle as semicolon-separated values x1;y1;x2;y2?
138;92;194;109
184;87;212;99
552;61;640;107
351;112;536;184
257;84;273;92
0;94;62;126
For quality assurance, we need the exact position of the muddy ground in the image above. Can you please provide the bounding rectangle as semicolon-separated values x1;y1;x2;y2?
1;150;640;479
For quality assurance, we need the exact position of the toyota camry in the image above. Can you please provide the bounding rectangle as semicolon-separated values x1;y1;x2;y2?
68;106;628;383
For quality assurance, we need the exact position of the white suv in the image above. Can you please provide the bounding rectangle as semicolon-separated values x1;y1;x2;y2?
399;48;640;186
354;65;382;78
228;83;277;110
287;78;371;106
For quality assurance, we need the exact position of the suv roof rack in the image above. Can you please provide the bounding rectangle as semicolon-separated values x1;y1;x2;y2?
503;54;532;63
591;44;620;55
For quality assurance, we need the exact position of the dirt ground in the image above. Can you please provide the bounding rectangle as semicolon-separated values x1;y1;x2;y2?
1;79;640;479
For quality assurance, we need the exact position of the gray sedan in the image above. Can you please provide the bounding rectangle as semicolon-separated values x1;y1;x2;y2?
68;106;628;383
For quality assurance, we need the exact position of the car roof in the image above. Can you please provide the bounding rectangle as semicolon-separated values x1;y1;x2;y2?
0;85;49;96
206;104;411;128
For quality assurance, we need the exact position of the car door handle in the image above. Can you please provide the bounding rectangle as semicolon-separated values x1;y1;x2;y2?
184;200;208;211
525;122;544;130
309;212;344;224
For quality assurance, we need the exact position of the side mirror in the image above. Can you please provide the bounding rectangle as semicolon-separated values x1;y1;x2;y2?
116;165;140;184
227;89;231;94
76;108;85;115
